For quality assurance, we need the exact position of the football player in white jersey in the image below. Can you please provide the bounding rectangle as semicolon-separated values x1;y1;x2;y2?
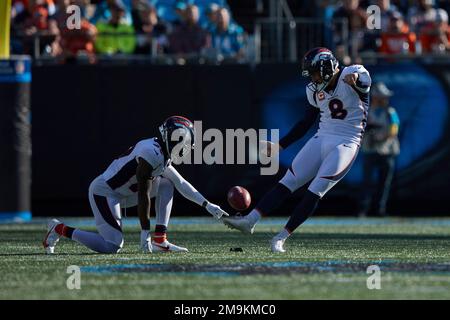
43;116;229;254
223;47;371;252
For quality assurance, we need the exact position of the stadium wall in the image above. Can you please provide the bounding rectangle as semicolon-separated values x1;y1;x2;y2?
31;62;450;217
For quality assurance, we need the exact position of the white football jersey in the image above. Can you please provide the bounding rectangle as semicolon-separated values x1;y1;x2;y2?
101;138;169;197
306;64;371;145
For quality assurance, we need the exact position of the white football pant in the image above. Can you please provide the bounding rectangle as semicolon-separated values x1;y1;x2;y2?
80;176;174;252
280;135;359;198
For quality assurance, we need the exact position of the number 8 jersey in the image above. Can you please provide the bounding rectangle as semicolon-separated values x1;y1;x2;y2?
306;64;372;145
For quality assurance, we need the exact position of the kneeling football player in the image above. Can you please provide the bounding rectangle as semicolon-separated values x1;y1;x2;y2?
43;116;229;254
223;47;371;253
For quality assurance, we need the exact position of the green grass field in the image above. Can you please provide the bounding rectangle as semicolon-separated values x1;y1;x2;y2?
1;217;450;300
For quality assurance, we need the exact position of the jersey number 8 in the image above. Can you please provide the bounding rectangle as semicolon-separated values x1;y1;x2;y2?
328;98;347;120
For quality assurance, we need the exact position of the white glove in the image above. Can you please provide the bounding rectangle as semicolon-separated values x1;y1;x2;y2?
259;140;281;158
140;230;152;253
206;202;229;220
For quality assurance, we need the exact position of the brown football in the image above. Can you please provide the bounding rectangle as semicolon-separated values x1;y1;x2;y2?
227;186;251;211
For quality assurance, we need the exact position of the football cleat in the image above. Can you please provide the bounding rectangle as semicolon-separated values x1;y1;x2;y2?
222;215;256;234
43;219;62;254
271;237;286;253
141;240;153;253
151;240;188;253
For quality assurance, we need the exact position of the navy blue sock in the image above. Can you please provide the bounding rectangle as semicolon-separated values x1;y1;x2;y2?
285;190;321;233
65;226;75;239
256;183;292;216
154;224;167;234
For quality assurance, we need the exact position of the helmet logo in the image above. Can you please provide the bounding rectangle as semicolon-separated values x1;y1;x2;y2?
312;52;333;65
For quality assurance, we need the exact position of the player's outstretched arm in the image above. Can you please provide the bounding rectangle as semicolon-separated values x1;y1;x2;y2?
162;165;229;219
260;105;319;157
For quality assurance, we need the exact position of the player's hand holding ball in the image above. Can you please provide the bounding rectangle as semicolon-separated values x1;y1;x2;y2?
206;202;229;220
259;140;282;158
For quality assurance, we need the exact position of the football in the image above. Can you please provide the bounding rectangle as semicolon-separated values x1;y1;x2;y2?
227;186;251;211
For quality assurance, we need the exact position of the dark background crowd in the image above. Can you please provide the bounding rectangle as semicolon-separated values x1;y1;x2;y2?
326;0;450;63
9;0;450;64
10;0;246;63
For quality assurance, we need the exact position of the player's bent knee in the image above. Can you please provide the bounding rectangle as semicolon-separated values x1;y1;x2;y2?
101;241;123;254
88;176;102;196
279;171;299;193
308;179;336;198
307;187;323;199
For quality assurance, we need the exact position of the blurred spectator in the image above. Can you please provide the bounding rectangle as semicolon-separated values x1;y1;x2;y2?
11;1;31;53
168;4;209;55
360;82;400;217
332;0;368;60
95;0;136;54
379;11;416;54
209;7;244;60
407;0;443;34
361;0;402;53
168;1;187;31
376;0;402;31
11;0;61;56
333;0;367;32
12;0;29;20
391;0;411;16
90;0;133;25
31;0;57;15
33;5;50;29
419;8;450;53
131;0;167;54
53;0;97;61
201;2;220;32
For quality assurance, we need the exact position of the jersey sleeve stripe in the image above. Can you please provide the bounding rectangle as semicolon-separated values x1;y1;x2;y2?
350;84;370;105
105;159;138;190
